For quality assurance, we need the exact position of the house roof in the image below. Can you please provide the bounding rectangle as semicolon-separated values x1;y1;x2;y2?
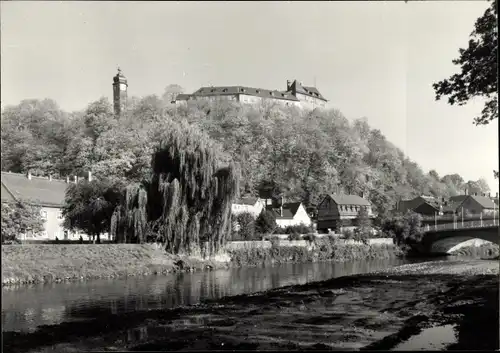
174;94;191;101
289;80;328;102
327;194;371;206
1;172;67;208
191;86;300;102
469;195;496;209
266;202;302;220
449;194;496;209
234;197;259;206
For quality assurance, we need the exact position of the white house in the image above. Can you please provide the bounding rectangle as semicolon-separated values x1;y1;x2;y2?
266;202;312;228
231;197;265;218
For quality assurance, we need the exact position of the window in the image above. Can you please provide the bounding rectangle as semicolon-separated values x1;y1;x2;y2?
40;210;47;220
256;89;260;93
222;88;228;92
211;89;215;92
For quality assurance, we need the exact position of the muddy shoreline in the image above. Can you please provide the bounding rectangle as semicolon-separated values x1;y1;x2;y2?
3;259;498;352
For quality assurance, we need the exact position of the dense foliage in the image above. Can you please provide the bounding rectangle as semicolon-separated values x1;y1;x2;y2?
234;212;256;240
433;0;498;126
110;119;240;255
1;200;45;242
63;179;123;243
382;211;425;254
255;209;277;235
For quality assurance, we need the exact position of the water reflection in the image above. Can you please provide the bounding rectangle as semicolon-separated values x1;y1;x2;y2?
3;258;411;333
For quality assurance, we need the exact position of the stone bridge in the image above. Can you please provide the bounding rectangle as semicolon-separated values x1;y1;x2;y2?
421;220;499;254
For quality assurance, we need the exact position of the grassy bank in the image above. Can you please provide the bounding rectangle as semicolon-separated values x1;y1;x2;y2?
1;244;228;286
2;239;403;286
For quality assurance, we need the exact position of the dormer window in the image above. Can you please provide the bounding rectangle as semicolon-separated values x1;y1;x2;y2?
240;88;245;92
256;89;260;93
222;88;228;92
269;92;274;96
210;89;215;92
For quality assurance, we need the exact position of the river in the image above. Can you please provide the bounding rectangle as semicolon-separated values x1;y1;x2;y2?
2;257;437;333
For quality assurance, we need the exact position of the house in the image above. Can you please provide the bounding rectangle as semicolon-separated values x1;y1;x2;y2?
174;79;328;110
265;201;312;228
317;194;373;233
449;193;497;215
395;195;440;214
231;197;265;218
1;171;110;241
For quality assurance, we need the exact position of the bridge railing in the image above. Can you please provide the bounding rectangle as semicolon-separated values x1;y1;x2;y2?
423;219;498;232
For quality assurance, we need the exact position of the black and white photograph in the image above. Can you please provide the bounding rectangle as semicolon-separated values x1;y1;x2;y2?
1;0;498;351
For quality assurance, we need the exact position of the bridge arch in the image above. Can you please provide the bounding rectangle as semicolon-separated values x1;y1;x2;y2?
425;226;499;254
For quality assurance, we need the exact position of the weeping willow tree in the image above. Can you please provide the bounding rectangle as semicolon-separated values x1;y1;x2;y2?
111;120;240;255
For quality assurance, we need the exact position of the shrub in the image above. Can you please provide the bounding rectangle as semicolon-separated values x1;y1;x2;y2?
282;224;313;235
382;211;424;253
1;200;45;243
342;228;354;240
255;210;277;235
302;233;316;242
235;212;256;240
288;233;302;241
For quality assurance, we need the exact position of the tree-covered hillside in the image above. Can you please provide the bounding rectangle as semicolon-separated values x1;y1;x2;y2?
1;96;491;216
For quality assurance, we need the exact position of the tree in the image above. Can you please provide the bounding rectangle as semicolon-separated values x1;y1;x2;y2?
382;211;424;254
235;212;256;240
432;0;498;125
354;206;372;242
162;84;184;104
1;200;45;242
111;118;240;255
255;209;277;235
63;178;123;243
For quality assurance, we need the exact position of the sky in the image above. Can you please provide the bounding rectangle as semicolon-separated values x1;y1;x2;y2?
1;1;498;193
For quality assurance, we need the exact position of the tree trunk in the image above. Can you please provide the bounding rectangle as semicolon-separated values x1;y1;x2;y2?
97;233;101;244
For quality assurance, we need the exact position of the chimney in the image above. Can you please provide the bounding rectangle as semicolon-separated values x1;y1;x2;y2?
87;171;92;182
66;176;70;183
27;171;32;180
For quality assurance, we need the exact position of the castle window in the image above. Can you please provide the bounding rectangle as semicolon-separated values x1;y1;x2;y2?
222;88;228;92
256;89;260;93
240;88;245;92
269;92;274;96
211;89;215;92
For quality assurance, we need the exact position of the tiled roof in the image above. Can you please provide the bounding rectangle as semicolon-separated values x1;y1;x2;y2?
470;195;496;209
328;194;371;206
1;172;67;208
234;197;259;206
191;86;300;102
266;202;302;220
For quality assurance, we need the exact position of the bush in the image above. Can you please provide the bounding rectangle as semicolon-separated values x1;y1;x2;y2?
235;212;256;240
302;233;316;242
288;233;302;241
255;210;277;235
342;228;354;239
382;211;424;253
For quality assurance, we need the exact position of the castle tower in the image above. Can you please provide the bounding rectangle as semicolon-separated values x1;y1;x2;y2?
112;67;128;116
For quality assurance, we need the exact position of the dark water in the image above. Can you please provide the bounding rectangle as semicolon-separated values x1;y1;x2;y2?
2;257;430;333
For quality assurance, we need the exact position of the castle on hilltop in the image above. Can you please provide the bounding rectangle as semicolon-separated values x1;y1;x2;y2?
174;79;328;110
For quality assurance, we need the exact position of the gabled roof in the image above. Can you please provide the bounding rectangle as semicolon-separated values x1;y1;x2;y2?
266;202;303;220
192;86;300;102
234;197;259;206
449;194;495;209
469;195;496;209
327;194;371;206
289;80;328;102
1;172;67;208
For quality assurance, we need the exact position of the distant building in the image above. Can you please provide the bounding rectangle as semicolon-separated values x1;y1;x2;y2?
112;67;128;117
174;79;328;110
265;201;312;228
231;197;265;218
316;194;373;233
449;194;496;215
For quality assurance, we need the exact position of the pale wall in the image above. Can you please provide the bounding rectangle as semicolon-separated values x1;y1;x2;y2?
276;204;312;228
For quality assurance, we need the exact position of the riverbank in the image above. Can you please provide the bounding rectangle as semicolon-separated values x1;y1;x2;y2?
3;259;497;352
2;241;402;286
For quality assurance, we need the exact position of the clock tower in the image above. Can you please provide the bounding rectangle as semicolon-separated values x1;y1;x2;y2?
112;67;128;117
